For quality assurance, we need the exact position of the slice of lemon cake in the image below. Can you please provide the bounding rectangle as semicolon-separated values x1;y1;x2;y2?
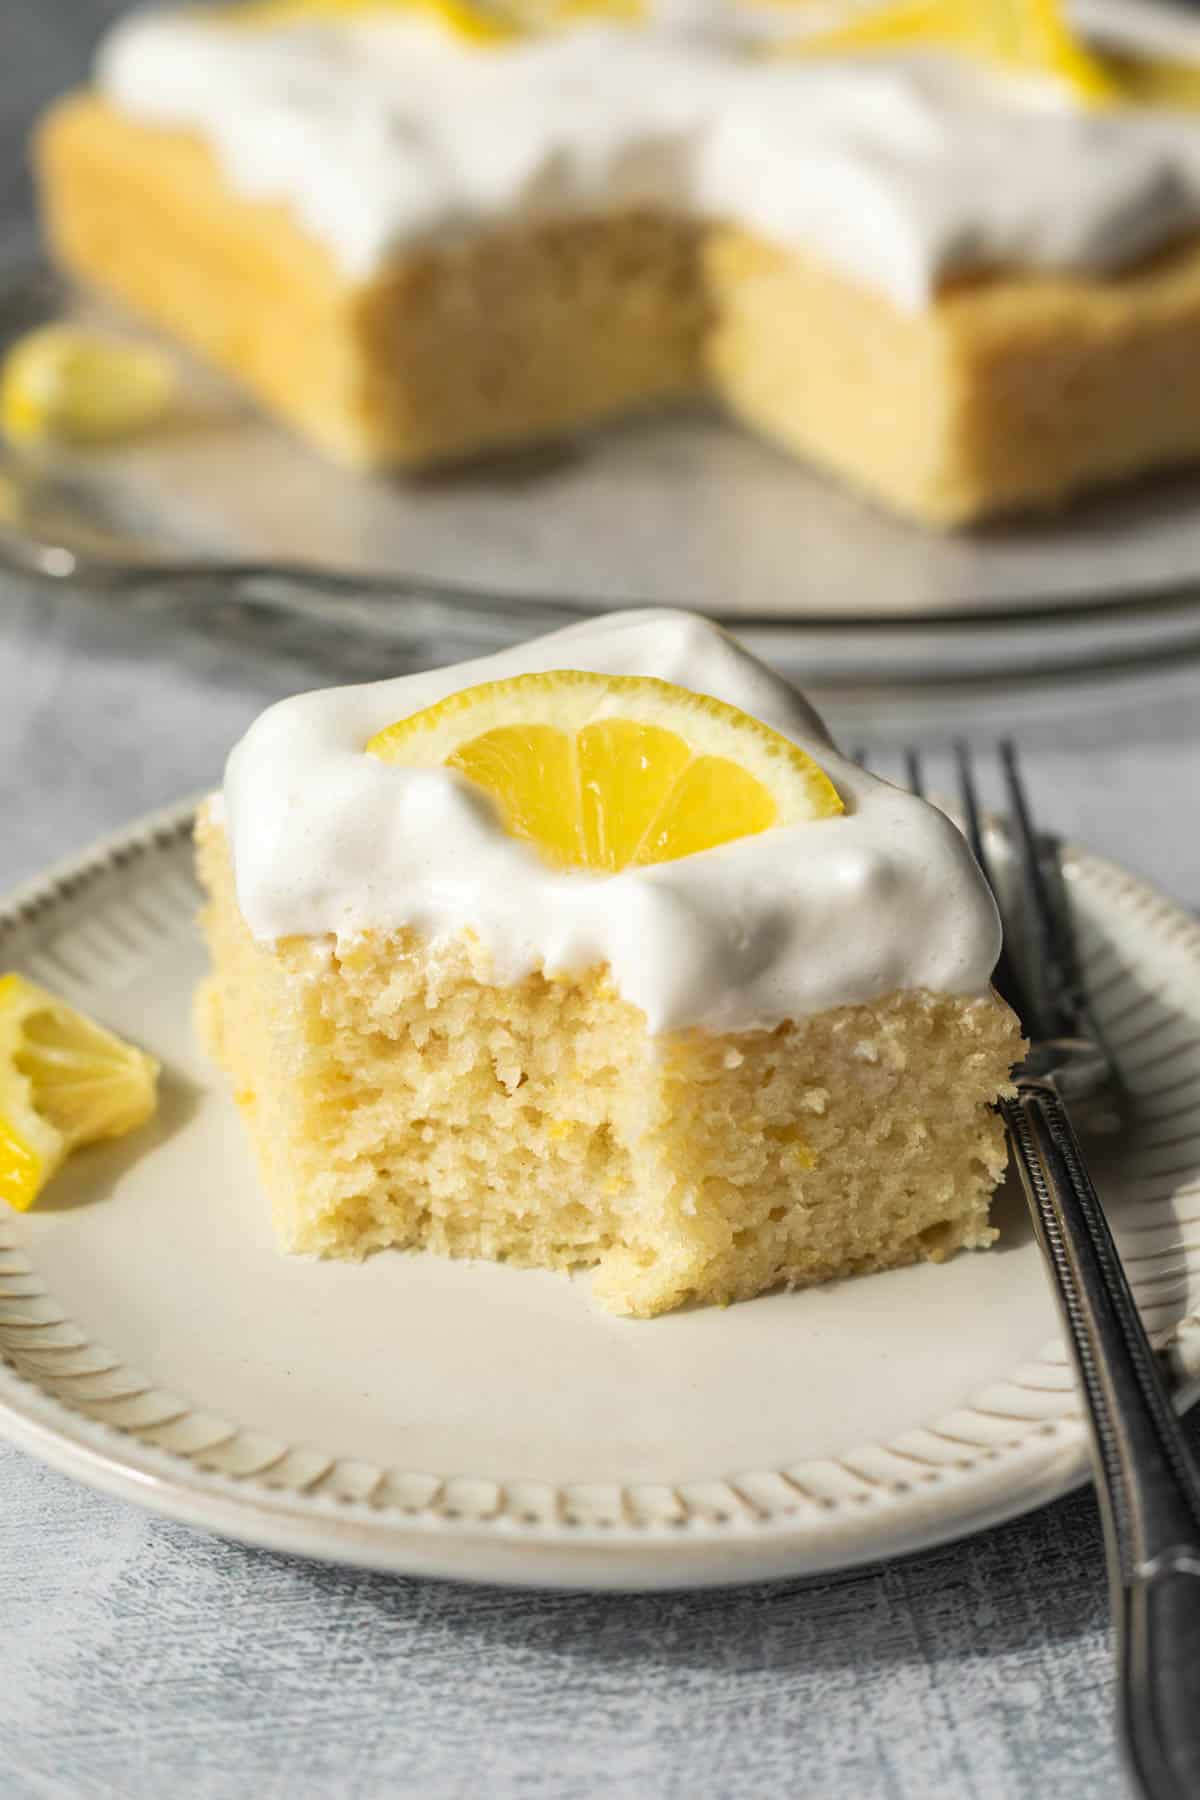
197;610;1020;1317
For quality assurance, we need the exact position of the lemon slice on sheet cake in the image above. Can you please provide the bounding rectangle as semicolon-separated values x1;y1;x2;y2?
0;974;159;1212
758;0;1118;101
226;0;1181;103
367;669;843;873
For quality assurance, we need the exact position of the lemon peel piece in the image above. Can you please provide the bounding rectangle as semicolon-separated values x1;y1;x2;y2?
1;326;175;448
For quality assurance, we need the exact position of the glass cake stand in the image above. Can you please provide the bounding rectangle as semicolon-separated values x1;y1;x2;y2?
5;261;1200;689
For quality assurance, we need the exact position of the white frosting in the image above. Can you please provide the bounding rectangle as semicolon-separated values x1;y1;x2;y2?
96;7;1200;309
221;610;1001;1034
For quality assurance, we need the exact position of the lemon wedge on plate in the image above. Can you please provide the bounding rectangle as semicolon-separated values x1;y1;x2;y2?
1;326;175;449
367;670;843;872
767;0;1117;101
0;974;159;1212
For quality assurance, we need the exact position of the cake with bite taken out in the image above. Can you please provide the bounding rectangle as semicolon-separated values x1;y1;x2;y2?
196;610;1022;1317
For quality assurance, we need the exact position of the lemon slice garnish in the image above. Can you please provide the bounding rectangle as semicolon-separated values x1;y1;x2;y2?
1;326;175;449
367;670;843;872
0;974;159;1212
768;0;1117;101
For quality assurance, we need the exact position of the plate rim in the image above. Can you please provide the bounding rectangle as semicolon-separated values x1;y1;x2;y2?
1;798;1199;1591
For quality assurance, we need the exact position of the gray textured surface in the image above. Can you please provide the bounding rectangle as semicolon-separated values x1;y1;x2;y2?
4;7;1200;1798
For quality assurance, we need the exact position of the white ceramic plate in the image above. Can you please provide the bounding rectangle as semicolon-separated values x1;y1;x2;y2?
1;802;1199;1590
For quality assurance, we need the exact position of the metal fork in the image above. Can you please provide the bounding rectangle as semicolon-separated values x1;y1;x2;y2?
895;741;1200;1800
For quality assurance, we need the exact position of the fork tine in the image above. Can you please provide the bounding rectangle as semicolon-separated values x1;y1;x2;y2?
999;739;1094;1042
952;739;987;869
903;747;924;797
952;741;1038;1031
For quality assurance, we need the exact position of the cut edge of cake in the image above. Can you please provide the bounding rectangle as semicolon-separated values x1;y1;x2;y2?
196;804;1022;1319
35;95;708;471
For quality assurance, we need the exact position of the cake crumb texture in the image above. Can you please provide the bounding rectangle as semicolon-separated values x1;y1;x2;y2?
197;811;1021;1318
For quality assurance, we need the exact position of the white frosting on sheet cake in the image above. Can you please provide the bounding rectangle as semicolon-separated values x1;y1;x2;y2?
95;6;1200;310
219;610;1001;1034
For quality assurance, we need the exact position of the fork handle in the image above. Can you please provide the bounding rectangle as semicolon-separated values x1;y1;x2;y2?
1003;1078;1200;1800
